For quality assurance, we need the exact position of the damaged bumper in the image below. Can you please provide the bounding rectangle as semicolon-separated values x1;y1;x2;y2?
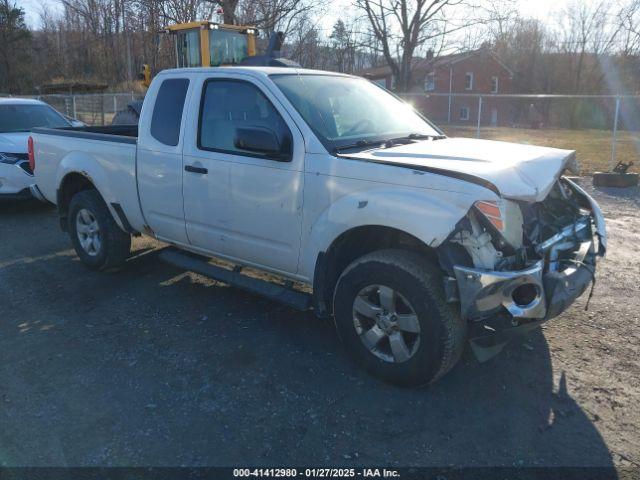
454;237;597;362
451;180;606;361
454;239;595;323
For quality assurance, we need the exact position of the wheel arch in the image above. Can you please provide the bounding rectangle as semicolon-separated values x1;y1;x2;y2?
57;171;131;234
312;225;440;318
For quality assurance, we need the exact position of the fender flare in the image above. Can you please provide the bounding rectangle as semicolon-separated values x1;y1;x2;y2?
300;187;476;279
56;154;130;233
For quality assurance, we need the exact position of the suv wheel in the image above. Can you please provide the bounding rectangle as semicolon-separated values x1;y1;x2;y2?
333;249;466;386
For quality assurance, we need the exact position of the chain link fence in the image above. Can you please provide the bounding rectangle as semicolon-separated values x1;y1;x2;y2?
40;93;137;126
402;93;640;175
1;93;137;127
2;91;639;175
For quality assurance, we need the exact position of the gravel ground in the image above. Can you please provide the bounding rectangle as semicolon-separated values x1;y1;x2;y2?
0;180;638;469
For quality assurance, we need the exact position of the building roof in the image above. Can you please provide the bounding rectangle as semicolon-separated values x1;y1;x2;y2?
39;81;109;94
357;48;514;79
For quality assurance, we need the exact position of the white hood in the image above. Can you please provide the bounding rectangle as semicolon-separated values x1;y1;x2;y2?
345;137;577;202
0;132;30;154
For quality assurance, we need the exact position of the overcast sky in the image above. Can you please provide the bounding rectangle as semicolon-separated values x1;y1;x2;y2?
20;0;584;29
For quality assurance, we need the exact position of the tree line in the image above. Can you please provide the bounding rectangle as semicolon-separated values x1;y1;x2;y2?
1;0;639;95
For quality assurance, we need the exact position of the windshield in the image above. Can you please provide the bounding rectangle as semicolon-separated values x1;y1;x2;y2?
209;29;248;66
270;74;442;152
0;104;71;133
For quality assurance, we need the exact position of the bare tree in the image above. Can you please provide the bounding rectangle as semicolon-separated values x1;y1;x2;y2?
560;1;622;93
329;19;358;72
618;0;640;56
354;0;475;91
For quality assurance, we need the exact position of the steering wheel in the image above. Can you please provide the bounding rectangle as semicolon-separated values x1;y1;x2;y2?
342;119;374;137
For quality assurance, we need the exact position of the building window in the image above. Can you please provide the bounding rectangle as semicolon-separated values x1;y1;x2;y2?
425;72;436;91
460;106;470;121
491;76;499;93
465;72;474;90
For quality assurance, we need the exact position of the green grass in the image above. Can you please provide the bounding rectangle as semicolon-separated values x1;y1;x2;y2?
442;126;640;175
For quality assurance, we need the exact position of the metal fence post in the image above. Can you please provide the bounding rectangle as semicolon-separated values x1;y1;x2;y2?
101;94;106;126
72;95;77;119
476;96;483;139
113;95;117;114
610;96;621;170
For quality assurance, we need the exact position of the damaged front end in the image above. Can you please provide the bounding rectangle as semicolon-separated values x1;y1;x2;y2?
439;177;606;360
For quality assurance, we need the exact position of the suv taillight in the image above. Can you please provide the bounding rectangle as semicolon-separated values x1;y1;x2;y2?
28;136;35;172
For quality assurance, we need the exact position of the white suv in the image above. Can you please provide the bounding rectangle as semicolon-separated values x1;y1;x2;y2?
0;98;71;200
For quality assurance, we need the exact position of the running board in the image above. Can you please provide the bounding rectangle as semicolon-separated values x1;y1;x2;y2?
159;248;312;311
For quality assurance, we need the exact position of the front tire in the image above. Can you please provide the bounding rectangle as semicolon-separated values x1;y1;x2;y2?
333;249;466;387
68;190;131;271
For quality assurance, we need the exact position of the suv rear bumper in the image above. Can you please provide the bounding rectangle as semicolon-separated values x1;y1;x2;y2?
0;187;32;201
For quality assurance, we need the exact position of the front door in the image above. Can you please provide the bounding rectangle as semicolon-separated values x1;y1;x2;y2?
182;76;305;274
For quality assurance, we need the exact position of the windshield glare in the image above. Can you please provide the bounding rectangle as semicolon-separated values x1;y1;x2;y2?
270;74;441;152
0;104;70;133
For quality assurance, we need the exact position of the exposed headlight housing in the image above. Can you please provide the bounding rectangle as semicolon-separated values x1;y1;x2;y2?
474;199;524;249
475;201;503;231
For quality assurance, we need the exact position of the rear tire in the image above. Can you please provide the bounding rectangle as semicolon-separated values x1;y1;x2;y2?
68;190;131;271
333;249;466;387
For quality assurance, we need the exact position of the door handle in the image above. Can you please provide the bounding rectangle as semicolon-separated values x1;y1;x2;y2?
185;165;208;174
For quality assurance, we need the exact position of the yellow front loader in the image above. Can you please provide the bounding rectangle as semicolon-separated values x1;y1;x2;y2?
139;21;258;88
115;22;293;124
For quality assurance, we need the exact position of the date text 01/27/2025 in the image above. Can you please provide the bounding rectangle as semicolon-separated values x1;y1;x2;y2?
232;468;401;478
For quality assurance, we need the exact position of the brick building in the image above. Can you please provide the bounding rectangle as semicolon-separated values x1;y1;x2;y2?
357;48;514;126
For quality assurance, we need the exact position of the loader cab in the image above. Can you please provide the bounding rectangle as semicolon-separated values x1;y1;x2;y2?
168;22;258;69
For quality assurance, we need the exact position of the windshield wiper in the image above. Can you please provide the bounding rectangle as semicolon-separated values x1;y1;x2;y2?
334;139;387;154
334;133;446;154
383;133;446;146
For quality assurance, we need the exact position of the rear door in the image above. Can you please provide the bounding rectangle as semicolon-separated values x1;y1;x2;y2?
182;74;305;274
136;76;191;243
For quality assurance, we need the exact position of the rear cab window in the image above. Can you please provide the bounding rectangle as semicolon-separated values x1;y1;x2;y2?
150;78;190;146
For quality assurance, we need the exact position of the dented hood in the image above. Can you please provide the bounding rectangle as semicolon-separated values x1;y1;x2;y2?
344;137;577;202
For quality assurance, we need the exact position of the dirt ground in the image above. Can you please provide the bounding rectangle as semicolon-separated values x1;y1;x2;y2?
0;180;638;470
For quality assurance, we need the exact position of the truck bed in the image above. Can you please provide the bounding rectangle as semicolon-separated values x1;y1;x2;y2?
32;124;144;233
31;125;138;143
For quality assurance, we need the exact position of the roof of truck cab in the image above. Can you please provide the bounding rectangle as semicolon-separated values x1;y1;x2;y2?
157;66;355;78
0;98;46;105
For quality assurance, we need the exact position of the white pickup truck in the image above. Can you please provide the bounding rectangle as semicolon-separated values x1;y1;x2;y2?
31;67;607;386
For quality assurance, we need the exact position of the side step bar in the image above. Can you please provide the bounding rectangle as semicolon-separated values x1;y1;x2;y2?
159;248;312;311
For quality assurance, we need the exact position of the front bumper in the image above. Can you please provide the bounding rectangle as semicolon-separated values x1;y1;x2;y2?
0;161;33;200
454;240;595;323
449;178;606;361
454;246;596;362
0;187;32;201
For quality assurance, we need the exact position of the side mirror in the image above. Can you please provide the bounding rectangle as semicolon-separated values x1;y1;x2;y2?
234;126;290;161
